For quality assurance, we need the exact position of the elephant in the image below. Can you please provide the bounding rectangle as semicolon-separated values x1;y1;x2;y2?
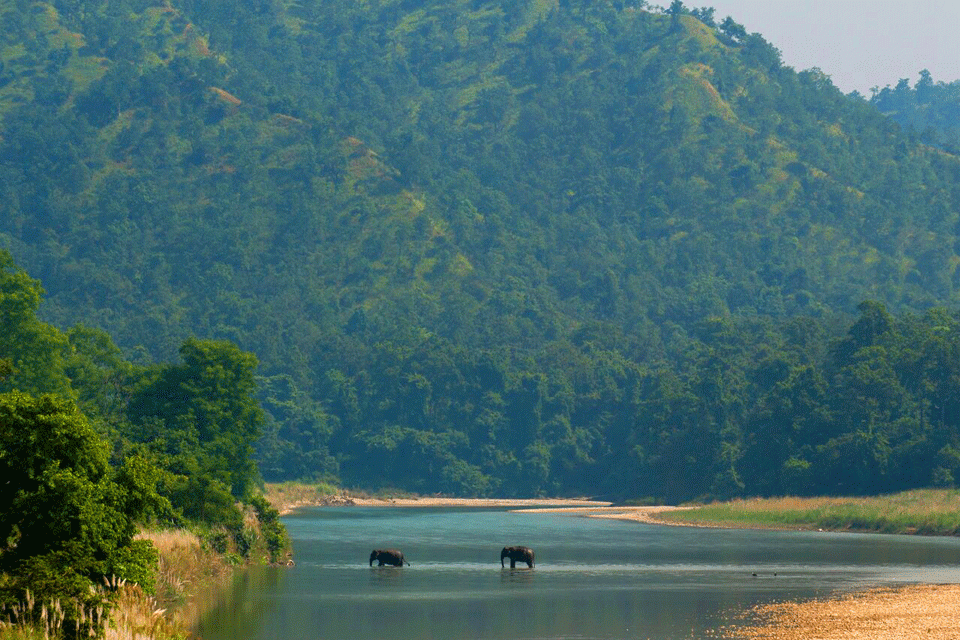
501;546;535;568
369;549;410;567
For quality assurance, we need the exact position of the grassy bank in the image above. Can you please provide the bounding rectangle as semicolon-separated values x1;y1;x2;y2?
0;529;223;640
658;489;960;535
263;481;344;514
263;481;425;513
1;499;291;640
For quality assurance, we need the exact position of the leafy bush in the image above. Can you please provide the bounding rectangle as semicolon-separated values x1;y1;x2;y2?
250;495;288;563
0;392;164;636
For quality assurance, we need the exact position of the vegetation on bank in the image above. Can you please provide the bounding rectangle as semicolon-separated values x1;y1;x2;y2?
0;509;289;639
263;481;425;513
0;253;290;637
661;490;960;535
263;481;346;513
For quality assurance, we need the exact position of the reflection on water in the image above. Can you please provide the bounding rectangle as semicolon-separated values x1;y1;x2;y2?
500;567;535;586
369;566;409;590
194;508;960;640
192;566;285;638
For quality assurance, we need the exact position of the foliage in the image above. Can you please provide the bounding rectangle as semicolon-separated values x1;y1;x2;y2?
126;338;264;504
3;1;960;505
0;392;163;635
0;248;287;637
0;253;71;399
249;496;288;564
870;70;960;152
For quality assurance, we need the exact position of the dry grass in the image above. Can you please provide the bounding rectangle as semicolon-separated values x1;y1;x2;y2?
0;592;70;640
134;529;231;627
3;517;271;640
660;489;960;534
102;580;170;640
263;481;347;514
0;581;113;640
0;529;237;639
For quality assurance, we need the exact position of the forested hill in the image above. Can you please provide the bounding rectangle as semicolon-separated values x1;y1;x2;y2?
4;0;960;500
871;70;960;153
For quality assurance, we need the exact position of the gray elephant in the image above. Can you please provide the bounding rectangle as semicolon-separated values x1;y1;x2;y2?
501;546;535;568
369;549;410;566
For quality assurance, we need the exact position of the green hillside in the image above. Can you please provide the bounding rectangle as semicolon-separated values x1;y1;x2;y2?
871;70;960;153
4;0;960;500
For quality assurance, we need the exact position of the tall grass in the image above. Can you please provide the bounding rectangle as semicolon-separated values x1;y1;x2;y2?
0;582;114;640
134;529;233;626
0;591;67;640
0;529;233;640
660;489;960;535
262;481;343;513
102;577;170;640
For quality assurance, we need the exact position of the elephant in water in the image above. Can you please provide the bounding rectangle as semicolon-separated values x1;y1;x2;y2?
501;546;535;568
370;549;410;567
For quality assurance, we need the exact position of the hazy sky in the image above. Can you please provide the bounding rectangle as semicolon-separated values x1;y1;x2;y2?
700;0;960;95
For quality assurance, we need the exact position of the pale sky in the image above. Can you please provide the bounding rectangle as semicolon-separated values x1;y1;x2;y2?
700;0;960;94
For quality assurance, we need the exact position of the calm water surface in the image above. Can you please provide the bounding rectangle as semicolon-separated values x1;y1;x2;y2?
195;507;960;640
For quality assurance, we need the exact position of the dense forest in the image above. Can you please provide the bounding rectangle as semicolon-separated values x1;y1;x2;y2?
3;0;960;502
870;70;960;153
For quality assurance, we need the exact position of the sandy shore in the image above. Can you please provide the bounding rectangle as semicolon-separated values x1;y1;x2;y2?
281;496;692;523
349;497;612;508
714;583;960;639
277;495;613;515
510;504;697;525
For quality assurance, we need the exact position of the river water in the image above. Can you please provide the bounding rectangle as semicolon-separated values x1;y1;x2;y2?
195;507;960;639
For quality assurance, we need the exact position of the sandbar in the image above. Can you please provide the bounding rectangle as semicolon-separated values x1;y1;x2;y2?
277;496;612;514
510;504;696;525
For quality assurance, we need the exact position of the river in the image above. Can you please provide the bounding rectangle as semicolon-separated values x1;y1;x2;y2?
194;507;960;639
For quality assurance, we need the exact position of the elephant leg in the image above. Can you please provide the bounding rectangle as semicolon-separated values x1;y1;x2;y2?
510;559;517;568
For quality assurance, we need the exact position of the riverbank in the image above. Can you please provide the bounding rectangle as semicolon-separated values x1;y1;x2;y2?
714;583;960;639
656;490;960;534
511;504;696;525
265;484;960;535
264;482;612;515
0;529;230;640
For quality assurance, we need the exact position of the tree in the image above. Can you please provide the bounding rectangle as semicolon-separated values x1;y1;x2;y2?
667;1;686;30
127;338;264;504
0;250;72;398
690;7;715;27
0;392;165;635
719;16;747;42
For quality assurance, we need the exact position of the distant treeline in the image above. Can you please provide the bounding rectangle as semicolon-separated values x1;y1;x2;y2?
259;297;960;503
870;69;960;153
7;247;960;511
